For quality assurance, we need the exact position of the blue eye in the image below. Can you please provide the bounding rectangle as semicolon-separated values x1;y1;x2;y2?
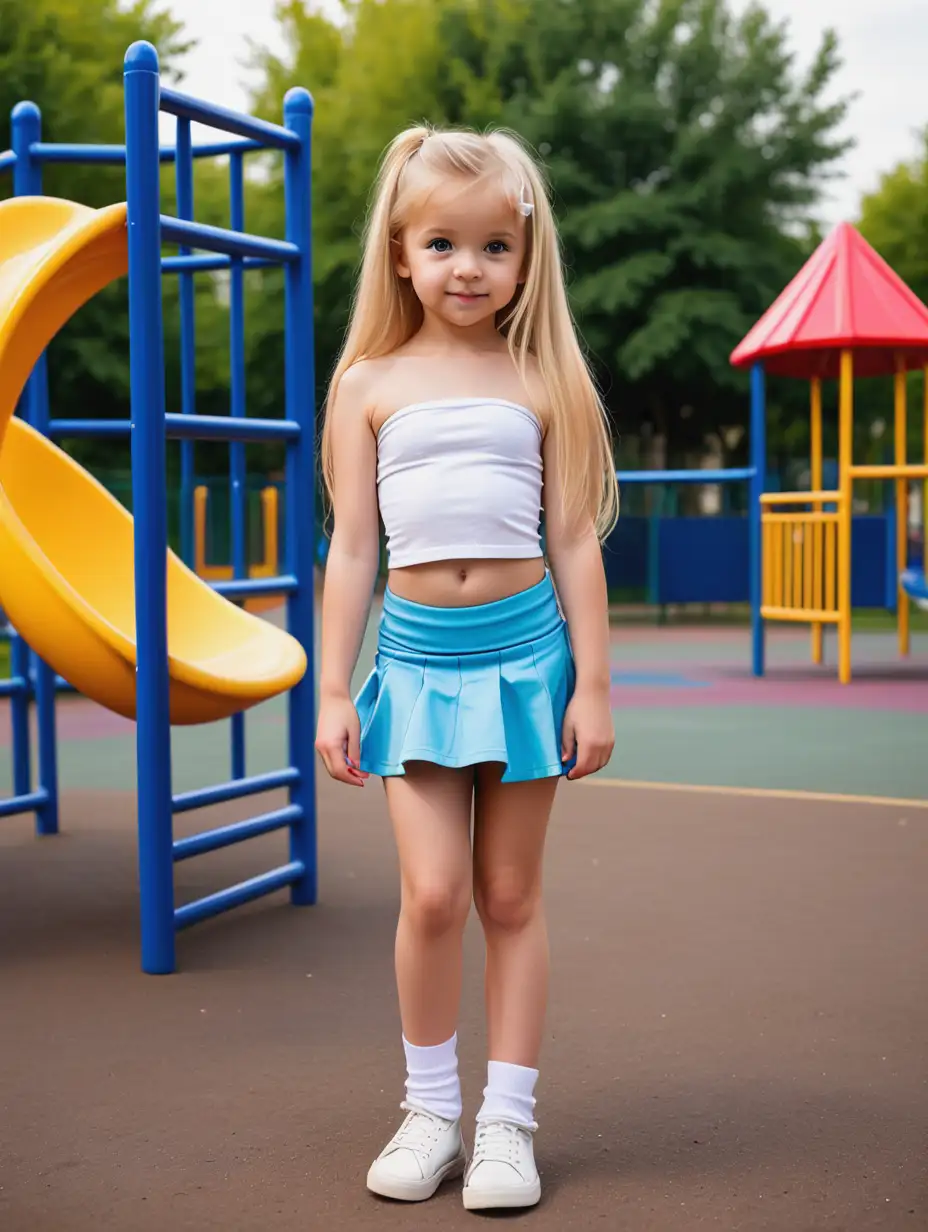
427;238;452;253
486;241;509;254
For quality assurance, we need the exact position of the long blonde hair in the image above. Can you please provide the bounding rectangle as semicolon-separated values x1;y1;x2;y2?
322;124;619;540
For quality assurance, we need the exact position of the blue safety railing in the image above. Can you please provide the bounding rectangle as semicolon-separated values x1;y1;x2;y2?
614;360;766;675
0;40;317;974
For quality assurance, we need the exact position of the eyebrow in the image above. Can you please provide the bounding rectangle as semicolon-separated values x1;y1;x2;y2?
422;226;519;241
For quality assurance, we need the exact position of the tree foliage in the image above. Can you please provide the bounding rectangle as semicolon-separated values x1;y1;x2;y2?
0;0;186;466
858;128;928;308
855;130;928;467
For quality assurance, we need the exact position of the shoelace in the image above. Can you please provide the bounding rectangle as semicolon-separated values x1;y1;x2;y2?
388;1102;445;1163
472;1119;534;1169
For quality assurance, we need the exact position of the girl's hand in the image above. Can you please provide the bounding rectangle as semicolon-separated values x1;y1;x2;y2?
561;685;614;780
315;695;369;787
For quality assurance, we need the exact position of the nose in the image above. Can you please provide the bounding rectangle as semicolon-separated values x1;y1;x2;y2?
452;252;481;281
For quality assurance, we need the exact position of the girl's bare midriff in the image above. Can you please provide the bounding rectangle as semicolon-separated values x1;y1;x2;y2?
387;556;546;607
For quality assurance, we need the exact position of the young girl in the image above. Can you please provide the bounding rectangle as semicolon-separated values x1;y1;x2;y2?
314;124;618;1212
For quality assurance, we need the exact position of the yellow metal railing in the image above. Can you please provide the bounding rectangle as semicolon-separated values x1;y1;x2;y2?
760;491;843;624
193;485;281;614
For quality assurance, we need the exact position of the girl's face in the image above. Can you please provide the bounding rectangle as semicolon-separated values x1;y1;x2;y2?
395;176;527;335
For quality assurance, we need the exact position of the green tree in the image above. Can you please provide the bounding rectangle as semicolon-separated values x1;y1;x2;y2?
856;130;928;474
1;0;187;205
858;129;928;306
1;0;187;469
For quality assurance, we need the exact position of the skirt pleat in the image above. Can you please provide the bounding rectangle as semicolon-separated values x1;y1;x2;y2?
498;630;574;781
356;575;575;783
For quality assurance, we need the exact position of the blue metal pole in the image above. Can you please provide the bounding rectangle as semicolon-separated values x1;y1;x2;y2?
33;659;58;831
29;138;263;164
12;99;59;837
229;151;247;781
750;362;766;677
175;117;196;568
9;633;31;800
12;105;51;439
884;504;897;612
229;150;248;583
230;715;246;782
11;101;41;189
158;87;300;151
6;105;33;808
282;87;317;907
159;217;298;263
125;41;176;974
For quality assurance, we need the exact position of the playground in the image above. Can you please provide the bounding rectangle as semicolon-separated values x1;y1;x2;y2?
0;36;926;1232
1;625;926;1229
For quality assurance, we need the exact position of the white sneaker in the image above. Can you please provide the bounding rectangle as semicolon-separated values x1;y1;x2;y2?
462;1118;541;1210
366;1102;467;1202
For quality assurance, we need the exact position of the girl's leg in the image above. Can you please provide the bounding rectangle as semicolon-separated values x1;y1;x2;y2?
366;762;473;1203
463;765;558;1211
472;766;558;1068
385;761;474;1047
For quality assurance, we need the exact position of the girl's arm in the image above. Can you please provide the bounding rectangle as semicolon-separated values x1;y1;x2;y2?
314;366;382;786
542;434;615;780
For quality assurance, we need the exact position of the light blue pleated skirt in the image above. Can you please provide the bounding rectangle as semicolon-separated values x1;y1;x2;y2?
355;573;575;782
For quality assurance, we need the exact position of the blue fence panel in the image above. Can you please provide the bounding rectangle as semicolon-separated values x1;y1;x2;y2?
851;515;890;608
602;516;649;592
659;517;750;604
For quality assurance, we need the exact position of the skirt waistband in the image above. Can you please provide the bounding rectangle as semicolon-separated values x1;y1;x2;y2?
380;573;563;655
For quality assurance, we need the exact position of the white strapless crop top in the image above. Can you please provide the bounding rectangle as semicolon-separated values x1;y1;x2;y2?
376;397;544;568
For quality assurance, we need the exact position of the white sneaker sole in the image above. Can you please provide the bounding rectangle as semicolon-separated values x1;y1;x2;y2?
367;1150;467;1202
462;1177;542;1210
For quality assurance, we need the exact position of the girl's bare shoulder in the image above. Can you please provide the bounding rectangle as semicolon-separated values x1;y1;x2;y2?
332;358;382;402
331;357;402;429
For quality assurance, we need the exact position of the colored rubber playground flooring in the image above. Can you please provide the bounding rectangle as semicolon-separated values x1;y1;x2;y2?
0;620;925;1228
1;621;924;801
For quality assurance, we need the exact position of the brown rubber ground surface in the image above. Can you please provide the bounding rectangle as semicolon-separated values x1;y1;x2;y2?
1;776;926;1230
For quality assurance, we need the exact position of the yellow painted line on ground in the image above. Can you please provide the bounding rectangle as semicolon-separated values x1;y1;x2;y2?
582;777;928;811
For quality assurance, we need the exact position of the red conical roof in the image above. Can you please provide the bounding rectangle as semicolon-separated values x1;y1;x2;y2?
730;222;928;379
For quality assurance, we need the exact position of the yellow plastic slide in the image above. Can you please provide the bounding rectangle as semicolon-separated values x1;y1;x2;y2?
0;197;306;724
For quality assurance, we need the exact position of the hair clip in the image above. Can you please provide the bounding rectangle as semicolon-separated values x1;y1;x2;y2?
518;178;534;218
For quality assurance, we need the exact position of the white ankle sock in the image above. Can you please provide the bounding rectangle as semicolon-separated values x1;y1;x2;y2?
402;1033;463;1122
476;1059;539;1128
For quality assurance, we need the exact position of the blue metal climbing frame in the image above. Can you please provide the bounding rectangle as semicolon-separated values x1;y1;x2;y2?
0;41;318;974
